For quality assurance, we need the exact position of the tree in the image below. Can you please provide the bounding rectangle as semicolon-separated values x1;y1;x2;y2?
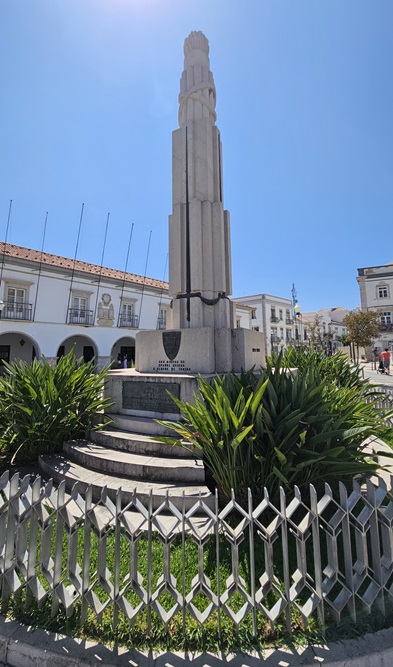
303;314;324;349
343;310;381;362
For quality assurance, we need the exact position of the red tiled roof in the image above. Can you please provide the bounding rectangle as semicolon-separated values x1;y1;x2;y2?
0;242;169;291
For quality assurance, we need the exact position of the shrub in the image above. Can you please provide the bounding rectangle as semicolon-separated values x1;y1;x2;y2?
0;350;112;464
277;347;370;391
158;355;390;505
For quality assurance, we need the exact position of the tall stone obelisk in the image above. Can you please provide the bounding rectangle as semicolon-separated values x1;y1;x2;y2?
136;32;265;375
169;31;232;332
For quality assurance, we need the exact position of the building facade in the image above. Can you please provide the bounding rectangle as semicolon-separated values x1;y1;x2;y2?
301;307;348;351
0;242;171;369
234;294;295;356
357;262;393;351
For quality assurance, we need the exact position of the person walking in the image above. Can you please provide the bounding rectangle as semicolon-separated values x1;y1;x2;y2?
380;348;391;375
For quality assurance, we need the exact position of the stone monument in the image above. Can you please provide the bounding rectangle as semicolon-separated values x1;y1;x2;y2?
136;31;265;375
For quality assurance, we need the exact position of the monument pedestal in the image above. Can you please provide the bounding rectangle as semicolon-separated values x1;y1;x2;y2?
135;327;265;375
105;369;204;421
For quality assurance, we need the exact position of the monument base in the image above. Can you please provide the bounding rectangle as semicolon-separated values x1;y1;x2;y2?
104;369;203;420
135;327;265;375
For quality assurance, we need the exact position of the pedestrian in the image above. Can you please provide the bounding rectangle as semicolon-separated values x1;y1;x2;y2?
117;352;122;368
380;348;391;375
123;353;128;369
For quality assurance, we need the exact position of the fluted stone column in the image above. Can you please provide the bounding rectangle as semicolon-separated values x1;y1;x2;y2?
169;31;233;331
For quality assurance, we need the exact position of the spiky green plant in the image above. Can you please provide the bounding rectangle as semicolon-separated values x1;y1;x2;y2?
158;355;391;505
277;347;370;391
0;350;112;464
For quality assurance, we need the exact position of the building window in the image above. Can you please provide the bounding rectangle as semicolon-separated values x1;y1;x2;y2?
279;309;283;321
271;308;278;322
157;307;167;330
68;293;93;325
286;329;291;342
2;286;32;321
251;309;257;319
381;311;392;324
119;301;139;328
236;319;241;328
280;327;284;340
378;286;389;299
252;325;260;331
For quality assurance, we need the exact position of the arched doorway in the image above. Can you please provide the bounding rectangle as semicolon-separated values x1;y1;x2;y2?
0;332;40;370
111;336;136;369
57;335;98;364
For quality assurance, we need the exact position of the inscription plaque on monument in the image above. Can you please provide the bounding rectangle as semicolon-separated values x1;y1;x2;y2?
122;381;180;414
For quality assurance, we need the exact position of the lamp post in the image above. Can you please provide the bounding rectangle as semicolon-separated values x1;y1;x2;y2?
294;303;302;348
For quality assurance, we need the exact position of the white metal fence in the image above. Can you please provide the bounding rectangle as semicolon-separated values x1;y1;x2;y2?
1;471;393;637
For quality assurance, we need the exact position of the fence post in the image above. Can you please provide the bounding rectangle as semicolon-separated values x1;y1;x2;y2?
113;488;122;632
339;482;356;621
1;473;19;612
280;486;292;634
248;488;257;636
310;484;324;630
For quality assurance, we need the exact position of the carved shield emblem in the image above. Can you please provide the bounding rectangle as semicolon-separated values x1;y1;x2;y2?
163;331;181;360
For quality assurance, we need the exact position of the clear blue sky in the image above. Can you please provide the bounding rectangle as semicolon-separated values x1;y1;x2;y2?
1;0;392;312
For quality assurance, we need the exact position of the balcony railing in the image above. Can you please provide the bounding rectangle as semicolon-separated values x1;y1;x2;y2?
118;314;139;328
1;302;33;321
271;335;281;343
380;323;393;332
156;316;166;330
270;315;279;322
285;318;293;325
67;308;94;326
0;303;32;321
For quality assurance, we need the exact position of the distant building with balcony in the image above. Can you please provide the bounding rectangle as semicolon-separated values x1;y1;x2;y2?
0;242;171;368
357;261;393;352
301;308;348;351
233;293;294;356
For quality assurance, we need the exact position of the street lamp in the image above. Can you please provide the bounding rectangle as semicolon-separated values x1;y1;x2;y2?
294;304;302;347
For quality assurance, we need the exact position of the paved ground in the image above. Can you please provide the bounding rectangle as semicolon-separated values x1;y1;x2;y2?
361;361;393;387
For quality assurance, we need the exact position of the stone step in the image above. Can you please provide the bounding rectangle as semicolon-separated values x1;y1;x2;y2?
63;440;205;483
91;427;196;458
106;413;179;437
38;453;214;512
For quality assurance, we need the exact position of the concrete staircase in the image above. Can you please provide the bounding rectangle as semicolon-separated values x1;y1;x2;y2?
38;413;214;511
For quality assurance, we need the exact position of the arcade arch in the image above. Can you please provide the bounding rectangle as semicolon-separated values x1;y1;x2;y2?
0;331;40;368
111;336;136;368
57;335;98;364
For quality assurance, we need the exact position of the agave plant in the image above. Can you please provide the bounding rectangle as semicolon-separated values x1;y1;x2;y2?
0;350;112;464
158;355;390;505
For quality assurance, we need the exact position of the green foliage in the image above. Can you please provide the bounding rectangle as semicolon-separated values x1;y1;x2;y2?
278;346;371;391
343;310;381;349
0;351;112;464
158;354;389;505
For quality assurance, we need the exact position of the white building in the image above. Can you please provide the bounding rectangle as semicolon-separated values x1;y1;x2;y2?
301;307;348;350
0;242;171;368
233;294;294;356
357;262;393;351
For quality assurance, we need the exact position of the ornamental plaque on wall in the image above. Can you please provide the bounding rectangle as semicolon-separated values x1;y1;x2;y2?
97;293;114;327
